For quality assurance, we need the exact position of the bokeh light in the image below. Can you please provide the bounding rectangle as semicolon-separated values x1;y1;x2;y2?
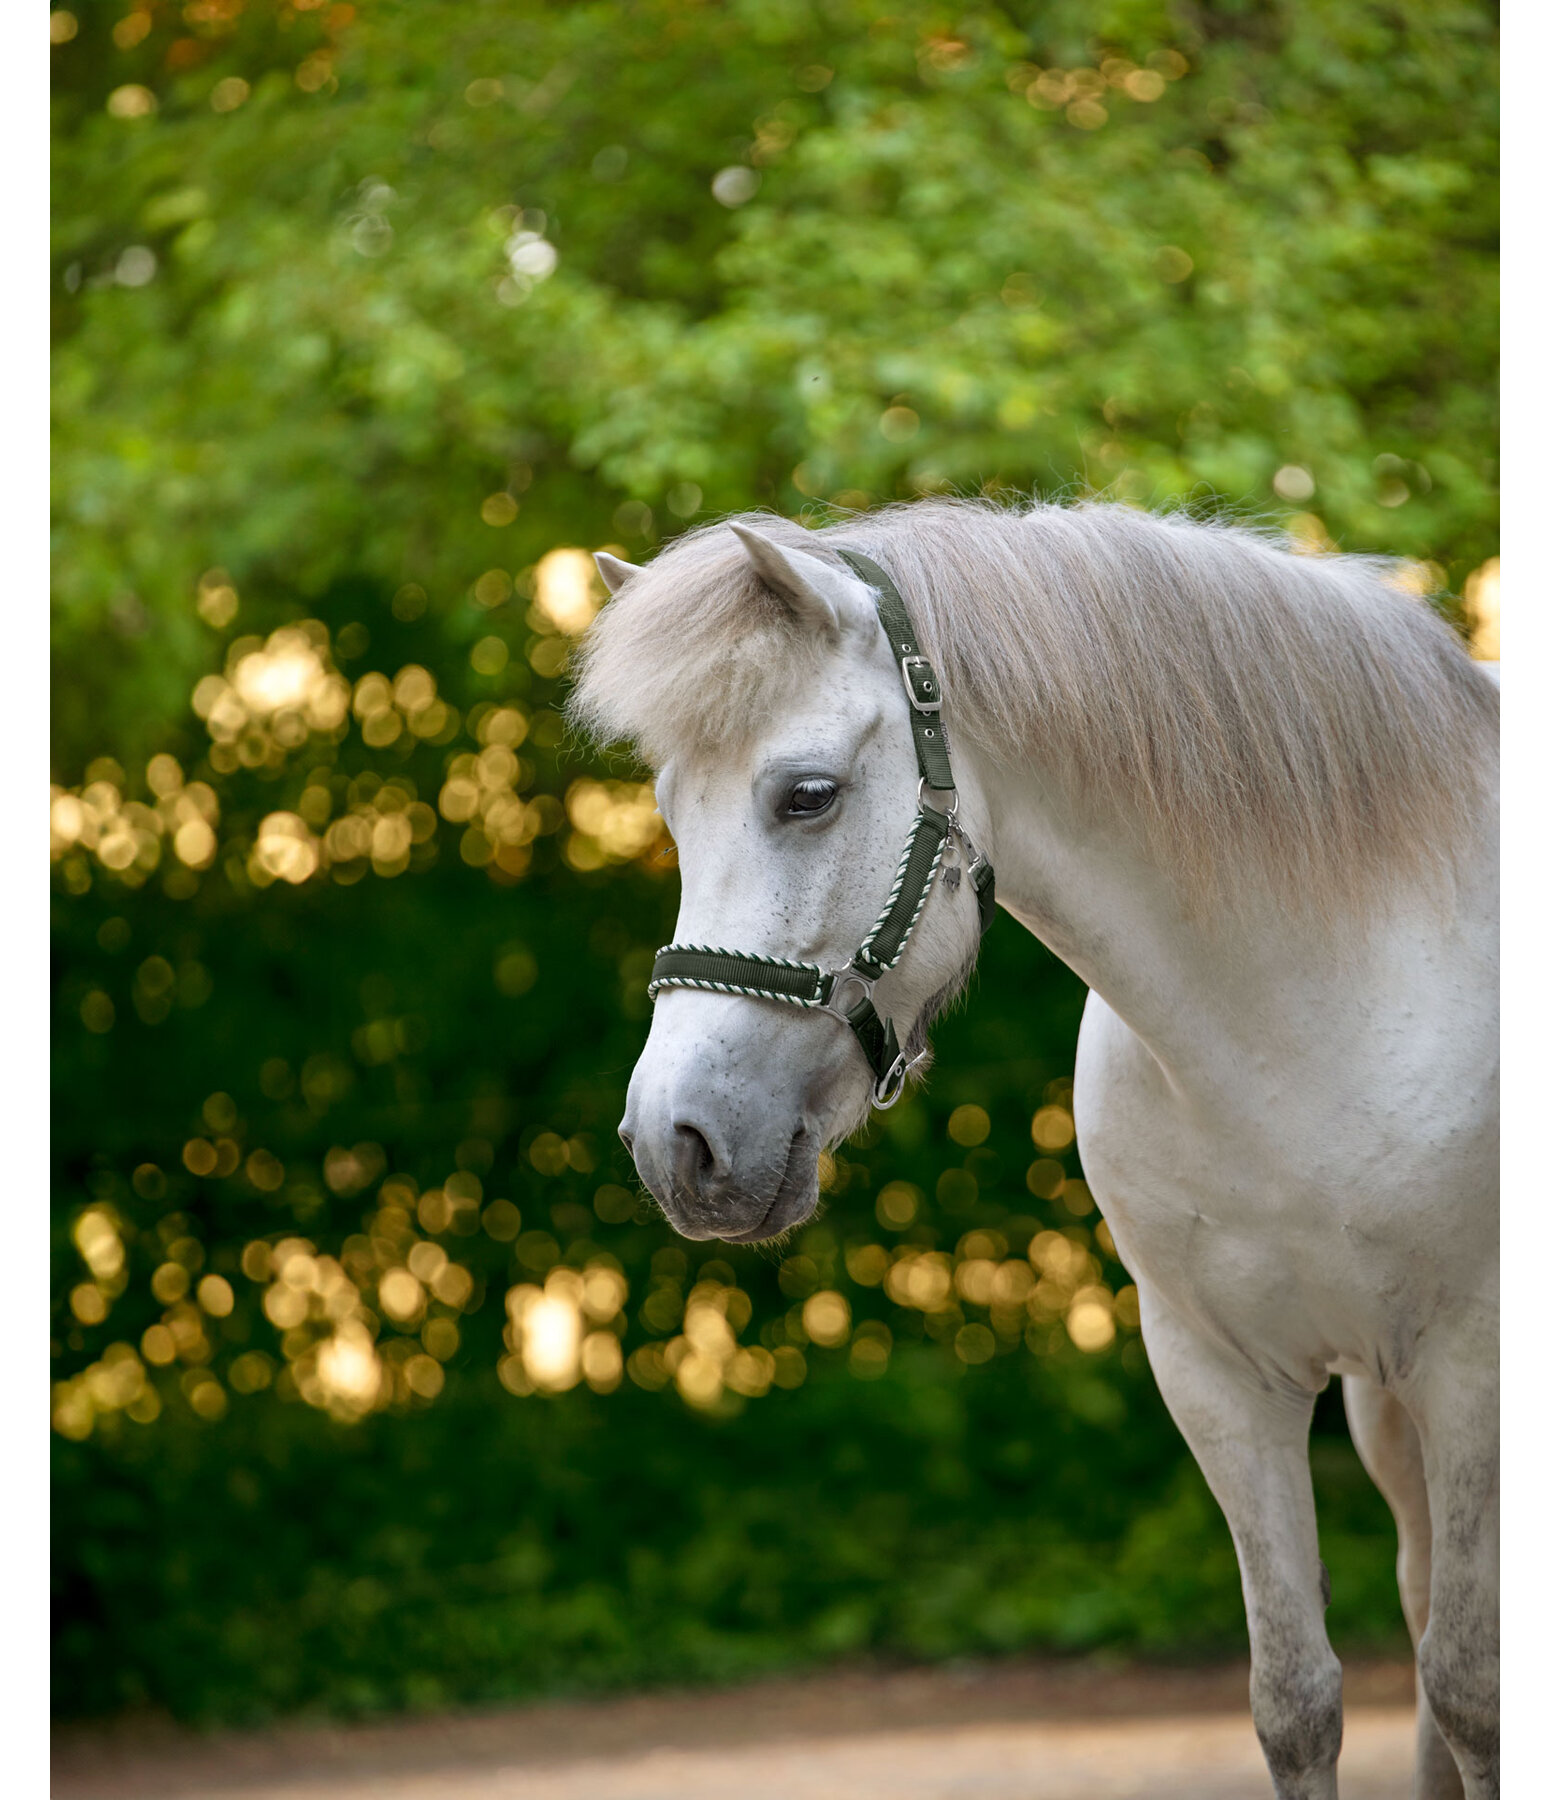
1465;558;1501;660
533;548;603;635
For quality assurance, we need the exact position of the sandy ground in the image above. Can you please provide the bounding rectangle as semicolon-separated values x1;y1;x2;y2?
53;1657;1419;1800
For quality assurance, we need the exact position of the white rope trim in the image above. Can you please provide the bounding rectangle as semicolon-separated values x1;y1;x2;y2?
653;943;825;973
646;975;828;1008
856;815;947;973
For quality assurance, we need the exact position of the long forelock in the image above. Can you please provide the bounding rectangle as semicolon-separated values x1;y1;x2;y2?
568;517;843;768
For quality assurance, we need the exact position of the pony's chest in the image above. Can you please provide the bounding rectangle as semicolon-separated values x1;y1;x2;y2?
1069;991;1491;1373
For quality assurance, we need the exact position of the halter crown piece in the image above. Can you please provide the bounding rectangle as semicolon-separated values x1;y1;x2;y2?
645;548;996;1109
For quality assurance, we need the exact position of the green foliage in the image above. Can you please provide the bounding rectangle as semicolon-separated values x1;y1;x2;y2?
51;866;1402;1721
53;1329;1399;1724
53;0;1496;761
52;0;1491;1724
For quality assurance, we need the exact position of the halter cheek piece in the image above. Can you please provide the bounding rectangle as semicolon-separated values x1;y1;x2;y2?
646;549;996;1110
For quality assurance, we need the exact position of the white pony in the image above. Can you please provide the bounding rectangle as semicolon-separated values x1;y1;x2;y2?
572;499;1499;1800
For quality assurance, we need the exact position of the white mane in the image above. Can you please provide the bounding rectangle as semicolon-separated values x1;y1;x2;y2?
571;498;1497;917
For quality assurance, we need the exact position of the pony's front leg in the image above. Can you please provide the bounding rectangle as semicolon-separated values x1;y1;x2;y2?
1405;1341;1499;1799
1142;1293;1342;1800
1344;1375;1464;1799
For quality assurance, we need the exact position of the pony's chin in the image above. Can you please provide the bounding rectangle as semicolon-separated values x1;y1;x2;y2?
717;1185;818;1243
660;1183;816;1244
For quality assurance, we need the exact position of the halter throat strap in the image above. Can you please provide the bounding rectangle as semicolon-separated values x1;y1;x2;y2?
646;547;995;1108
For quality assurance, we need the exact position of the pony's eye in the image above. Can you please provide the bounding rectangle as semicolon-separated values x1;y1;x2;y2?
787;778;838;816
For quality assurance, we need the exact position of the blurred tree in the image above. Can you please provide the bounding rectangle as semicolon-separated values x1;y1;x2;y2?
51;0;1492;1724
53;0;1496;762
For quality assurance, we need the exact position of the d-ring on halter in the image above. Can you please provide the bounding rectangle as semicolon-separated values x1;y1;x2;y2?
646;548;996;1109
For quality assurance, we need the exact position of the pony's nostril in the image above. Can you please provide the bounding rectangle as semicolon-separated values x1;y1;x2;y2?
676;1122;714;1173
671;1121;718;1195
617;1121;635;1156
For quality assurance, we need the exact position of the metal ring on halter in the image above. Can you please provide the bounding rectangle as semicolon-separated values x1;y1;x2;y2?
820;966;876;1022
916;776;959;821
872;1044;928;1109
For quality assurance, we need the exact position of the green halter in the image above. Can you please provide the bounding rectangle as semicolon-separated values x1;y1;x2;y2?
646;549;995;1109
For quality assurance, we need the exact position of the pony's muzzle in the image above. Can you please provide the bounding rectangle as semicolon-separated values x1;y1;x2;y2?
654;1104;789;1239
620;991;862;1241
619;1093;819;1242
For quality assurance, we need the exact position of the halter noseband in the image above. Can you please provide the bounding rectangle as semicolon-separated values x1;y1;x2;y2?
645;548;996;1109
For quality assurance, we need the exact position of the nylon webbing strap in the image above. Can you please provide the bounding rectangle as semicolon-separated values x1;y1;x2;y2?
854;806;949;978
972;857;997;936
646;545;996;1104
646;948;830;1007
834;548;957;794
842;995;899;1085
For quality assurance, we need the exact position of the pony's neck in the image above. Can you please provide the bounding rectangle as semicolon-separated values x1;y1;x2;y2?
968;750;1354;1090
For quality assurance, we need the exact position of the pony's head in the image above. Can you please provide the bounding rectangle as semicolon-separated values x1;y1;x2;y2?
572;519;986;1241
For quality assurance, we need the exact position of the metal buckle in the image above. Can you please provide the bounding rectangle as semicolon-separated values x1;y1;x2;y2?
900;654;943;714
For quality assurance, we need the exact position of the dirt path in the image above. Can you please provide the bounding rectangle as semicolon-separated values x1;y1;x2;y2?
53;1657;1417;1800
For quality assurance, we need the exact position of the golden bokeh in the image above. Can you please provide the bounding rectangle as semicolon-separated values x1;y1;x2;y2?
1031;1105;1076;1153
1465;557;1500;660
73;1208;125;1281
52;1341;154;1440
563;779;664;869
51;760;220;886
947;1103;991;1147
875;1181;920;1230
801;1289;851;1347
533;547;603;635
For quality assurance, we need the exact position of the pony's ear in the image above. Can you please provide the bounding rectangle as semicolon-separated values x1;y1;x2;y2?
594;552;635;595
729;523;877;643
